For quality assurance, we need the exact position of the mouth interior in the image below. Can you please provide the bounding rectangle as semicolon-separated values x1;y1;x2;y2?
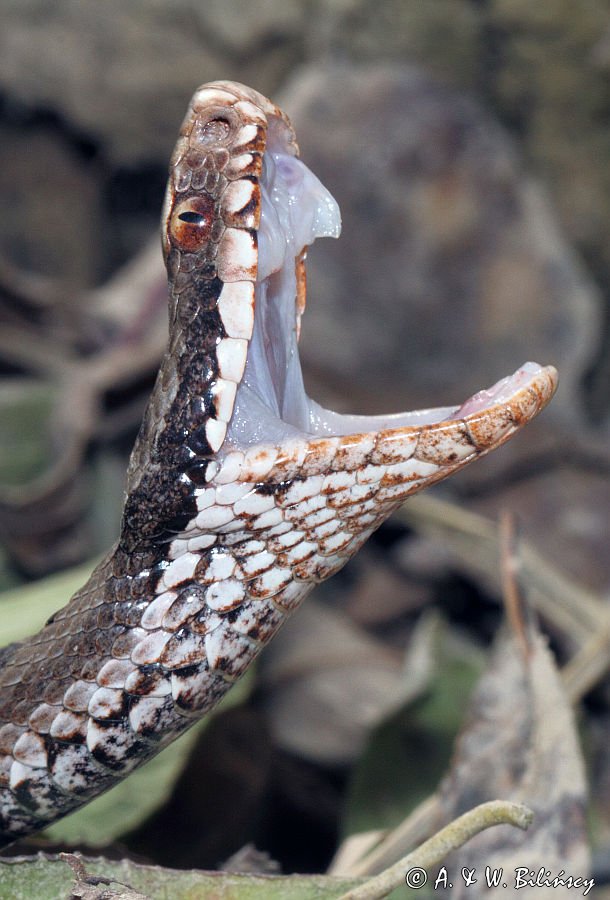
225;124;543;448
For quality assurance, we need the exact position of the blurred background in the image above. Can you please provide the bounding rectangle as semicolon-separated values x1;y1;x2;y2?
0;0;609;891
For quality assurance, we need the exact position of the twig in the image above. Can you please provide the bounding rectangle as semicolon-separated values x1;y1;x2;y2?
337;800;533;900
399;493;610;702
397;493;607;647
330;795;441;878
0;254;65;308
562;623;610;702
499;511;531;661
0;325;77;376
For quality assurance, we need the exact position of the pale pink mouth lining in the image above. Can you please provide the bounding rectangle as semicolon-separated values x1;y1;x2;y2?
450;362;544;420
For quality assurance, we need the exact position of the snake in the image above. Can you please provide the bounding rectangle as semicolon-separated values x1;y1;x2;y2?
0;81;557;846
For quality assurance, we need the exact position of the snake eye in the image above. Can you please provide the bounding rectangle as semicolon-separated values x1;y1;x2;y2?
170;196;216;252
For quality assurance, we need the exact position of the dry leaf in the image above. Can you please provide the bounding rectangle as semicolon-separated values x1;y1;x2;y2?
259;601;434;765
435;623;591;897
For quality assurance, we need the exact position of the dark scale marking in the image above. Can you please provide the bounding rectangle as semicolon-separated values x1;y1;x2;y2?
121;468;198;551
186;307;226;347
196;263;218;281
178;350;216;390
171;662;200;680
128;695;179;740
186;273;224;309
89;724;149;771
231;179;261;222
253;481;285;496
12;775;67;816
49;745;115;796
238;196;259;220
177;276;223;325
156;584;199;628
151;516;196;542
172;669;229;715
125;664;166;695
125;550;158;578
240;608;280;644
185;459;211;486
154;418;189;452
186;390;216;428
153;434;199;472
191;397;218;434
192;607;223;636
187;426;213;457
159;627;200;668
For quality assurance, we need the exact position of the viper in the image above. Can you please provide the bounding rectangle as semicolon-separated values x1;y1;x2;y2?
0;81;557;845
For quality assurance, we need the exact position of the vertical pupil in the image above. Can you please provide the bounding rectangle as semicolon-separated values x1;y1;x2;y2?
179;211;205;224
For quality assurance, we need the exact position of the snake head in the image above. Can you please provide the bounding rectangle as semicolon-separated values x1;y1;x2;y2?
154;81;556;503
123;80;558;582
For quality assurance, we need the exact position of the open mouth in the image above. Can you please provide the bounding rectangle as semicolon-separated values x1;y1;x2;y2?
224;118;550;450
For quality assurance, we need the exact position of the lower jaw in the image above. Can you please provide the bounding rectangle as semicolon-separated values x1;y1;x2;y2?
226;360;552;450
203;374;559;555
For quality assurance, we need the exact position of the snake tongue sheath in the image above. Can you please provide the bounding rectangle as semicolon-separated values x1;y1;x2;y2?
0;81;558;844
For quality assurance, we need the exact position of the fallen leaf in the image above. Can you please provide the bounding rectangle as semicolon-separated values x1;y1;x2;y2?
342;625;483;838
435;623;591;897
0;853;363;900
260;601;435;766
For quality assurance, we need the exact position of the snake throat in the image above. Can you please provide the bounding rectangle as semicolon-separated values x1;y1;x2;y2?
0;80;558;845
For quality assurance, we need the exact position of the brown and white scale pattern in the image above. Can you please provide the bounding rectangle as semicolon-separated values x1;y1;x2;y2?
0;81;557;844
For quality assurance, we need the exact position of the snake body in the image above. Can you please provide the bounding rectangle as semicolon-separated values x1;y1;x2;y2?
0;82;557;845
